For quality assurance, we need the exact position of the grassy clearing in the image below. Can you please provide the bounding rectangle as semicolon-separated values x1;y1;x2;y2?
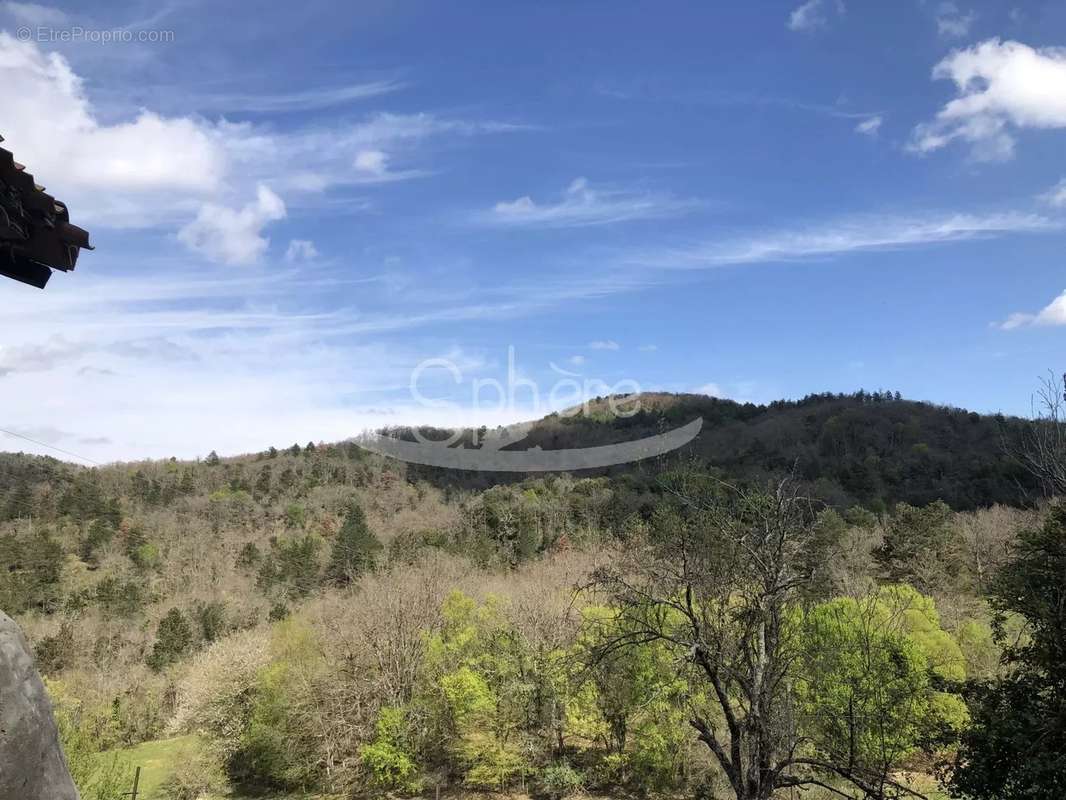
97;733;342;800
98;735;202;799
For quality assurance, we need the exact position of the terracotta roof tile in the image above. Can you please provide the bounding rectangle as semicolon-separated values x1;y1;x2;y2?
0;136;92;289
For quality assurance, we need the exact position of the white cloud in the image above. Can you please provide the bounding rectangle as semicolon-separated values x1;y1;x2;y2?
997;290;1066;329
568;355;586;367
910;39;1066;161
0;34;519;235
350;147;426;184
0;266;547;462
483;177;693;228
1040;178;1066;207
0;33;226;209
285;239;319;262
178;185;286;265
589;340;620;351
855;115;883;136
936;3;975;38
787;0;844;32
638;344;658;352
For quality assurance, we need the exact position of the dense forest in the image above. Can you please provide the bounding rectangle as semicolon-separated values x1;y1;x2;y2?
0;390;1063;800
401;392;1040;510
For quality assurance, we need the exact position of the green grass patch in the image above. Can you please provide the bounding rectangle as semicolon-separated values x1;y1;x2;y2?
97;734;203;799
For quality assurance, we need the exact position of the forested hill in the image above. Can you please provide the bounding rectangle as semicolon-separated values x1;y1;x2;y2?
0;391;1040;516
404;391;1039;511
0;392;1050;800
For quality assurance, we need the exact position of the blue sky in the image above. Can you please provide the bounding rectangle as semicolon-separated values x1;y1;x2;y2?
2;0;1066;462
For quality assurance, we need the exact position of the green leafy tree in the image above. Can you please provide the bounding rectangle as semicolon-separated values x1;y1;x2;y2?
257;535;321;598
950;506;1066;800
574;604;691;793
798;591;956;782
360;706;423;794
205;450;221;466
422;592;537;791
327;501;382;583
79;518;114;564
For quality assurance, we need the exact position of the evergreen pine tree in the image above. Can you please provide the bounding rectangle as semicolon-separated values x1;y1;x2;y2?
147;608;193;671
328;500;382;583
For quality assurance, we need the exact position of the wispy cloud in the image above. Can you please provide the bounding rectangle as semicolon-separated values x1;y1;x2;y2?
1;0;66;24
996;290;1066;330
187;80;406;114
589;340;620;351
634;211;1058;269
478;178;694;229
285;239;319;262
0;264;542;461
787;0;845;32
855;115;883;136
935;3;975;38
1040;178;1066;208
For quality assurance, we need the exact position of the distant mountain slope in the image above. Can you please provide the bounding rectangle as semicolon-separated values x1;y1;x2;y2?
404;391;1038;511
0;391;1040;513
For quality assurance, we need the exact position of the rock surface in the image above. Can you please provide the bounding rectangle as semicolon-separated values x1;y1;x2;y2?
0;611;80;799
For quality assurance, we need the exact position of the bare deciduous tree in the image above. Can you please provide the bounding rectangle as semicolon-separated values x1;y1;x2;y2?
585;476;927;800
1011;372;1066;498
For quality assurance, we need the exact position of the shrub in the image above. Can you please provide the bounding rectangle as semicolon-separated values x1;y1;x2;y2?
257;535;321;598
95;577;145;616
235;541;261;571
35;620;76;674
158;742;227;800
360;706;423;795
170;628;271;763
539;762;585;800
195;601;229;643
48;680;132;800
